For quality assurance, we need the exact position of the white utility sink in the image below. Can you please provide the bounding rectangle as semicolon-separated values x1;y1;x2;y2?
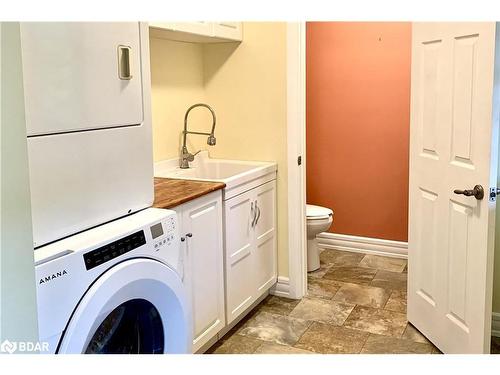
154;151;277;200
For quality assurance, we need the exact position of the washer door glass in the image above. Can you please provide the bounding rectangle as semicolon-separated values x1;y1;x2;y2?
85;298;164;354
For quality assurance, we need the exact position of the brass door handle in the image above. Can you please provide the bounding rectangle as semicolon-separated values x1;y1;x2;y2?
453;185;484;200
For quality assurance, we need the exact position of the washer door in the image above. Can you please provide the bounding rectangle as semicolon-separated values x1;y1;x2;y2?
58;258;192;354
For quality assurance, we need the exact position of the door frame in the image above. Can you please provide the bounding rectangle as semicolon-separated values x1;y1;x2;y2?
286;22;307;299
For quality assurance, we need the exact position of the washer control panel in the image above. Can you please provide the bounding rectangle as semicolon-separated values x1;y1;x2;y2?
83;230;146;270
151;215;176;251
82;212;178;270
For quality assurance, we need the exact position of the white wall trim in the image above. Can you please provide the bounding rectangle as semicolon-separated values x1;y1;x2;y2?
317;232;408;259
285;22;307;300
271;277;291;298
492;312;500;337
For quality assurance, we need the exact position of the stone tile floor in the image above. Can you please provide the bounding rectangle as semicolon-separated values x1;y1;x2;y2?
207;249;500;354
492;336;500;354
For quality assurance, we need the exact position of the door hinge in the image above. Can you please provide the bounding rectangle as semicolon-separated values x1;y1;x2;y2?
297;155;302;166
489;187;500;202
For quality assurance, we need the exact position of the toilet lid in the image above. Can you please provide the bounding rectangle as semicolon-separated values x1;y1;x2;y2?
306;204;333;220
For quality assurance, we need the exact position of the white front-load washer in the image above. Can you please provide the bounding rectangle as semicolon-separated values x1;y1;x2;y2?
35;208;192;354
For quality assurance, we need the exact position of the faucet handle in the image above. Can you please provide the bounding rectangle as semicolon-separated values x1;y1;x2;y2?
182;150;200;163
180;150;194;162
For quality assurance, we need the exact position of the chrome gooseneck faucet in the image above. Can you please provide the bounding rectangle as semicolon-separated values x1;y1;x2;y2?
180;103;217;169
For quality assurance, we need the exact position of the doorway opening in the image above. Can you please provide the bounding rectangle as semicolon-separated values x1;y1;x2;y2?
290;21;500;354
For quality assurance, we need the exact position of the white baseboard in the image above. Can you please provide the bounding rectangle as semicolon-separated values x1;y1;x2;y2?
317;232;408;259
270;276;290;298
492;312;500;337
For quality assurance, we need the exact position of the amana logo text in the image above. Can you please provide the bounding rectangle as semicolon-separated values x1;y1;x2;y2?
39;269;68;285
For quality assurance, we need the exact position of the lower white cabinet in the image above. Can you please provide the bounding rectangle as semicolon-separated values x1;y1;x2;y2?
171;178;277;349
224;180;277;324
173;191;225;352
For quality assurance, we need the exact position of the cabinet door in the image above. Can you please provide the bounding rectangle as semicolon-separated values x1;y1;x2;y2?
182;192;225;352
20;22;144;136
253;180;277;294
224;190;255;324
213;22;243;41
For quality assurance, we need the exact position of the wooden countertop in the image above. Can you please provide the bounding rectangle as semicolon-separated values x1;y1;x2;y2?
153;177;225;209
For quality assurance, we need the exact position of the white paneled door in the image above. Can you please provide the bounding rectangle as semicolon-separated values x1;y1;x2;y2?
408;23;500;353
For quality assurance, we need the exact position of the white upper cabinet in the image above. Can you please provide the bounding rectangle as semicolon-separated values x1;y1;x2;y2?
20;23;144;136
149;22;242;43
212;22;242;41
175;22;214;36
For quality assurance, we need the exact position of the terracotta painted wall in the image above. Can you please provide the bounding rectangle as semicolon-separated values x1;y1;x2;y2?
306;22;411;242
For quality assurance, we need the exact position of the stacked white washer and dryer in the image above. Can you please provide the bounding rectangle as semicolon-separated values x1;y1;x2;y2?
21;22;192;354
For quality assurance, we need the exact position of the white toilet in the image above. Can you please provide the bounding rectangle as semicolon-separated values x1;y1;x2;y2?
306;204;334;272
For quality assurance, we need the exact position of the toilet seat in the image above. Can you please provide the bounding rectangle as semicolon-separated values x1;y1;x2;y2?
306;204;333;220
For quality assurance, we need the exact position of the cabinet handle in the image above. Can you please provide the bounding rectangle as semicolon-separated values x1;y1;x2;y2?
117;45;133;80
255;202;261;226
250;201;255;227
186;233;193;238
180;237;186;242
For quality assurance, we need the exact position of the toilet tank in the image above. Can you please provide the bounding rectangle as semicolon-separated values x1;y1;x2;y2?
21;22;153;247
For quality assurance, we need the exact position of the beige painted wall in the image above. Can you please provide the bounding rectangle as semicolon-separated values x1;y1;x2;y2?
150;38;214;162
149;22;289;276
